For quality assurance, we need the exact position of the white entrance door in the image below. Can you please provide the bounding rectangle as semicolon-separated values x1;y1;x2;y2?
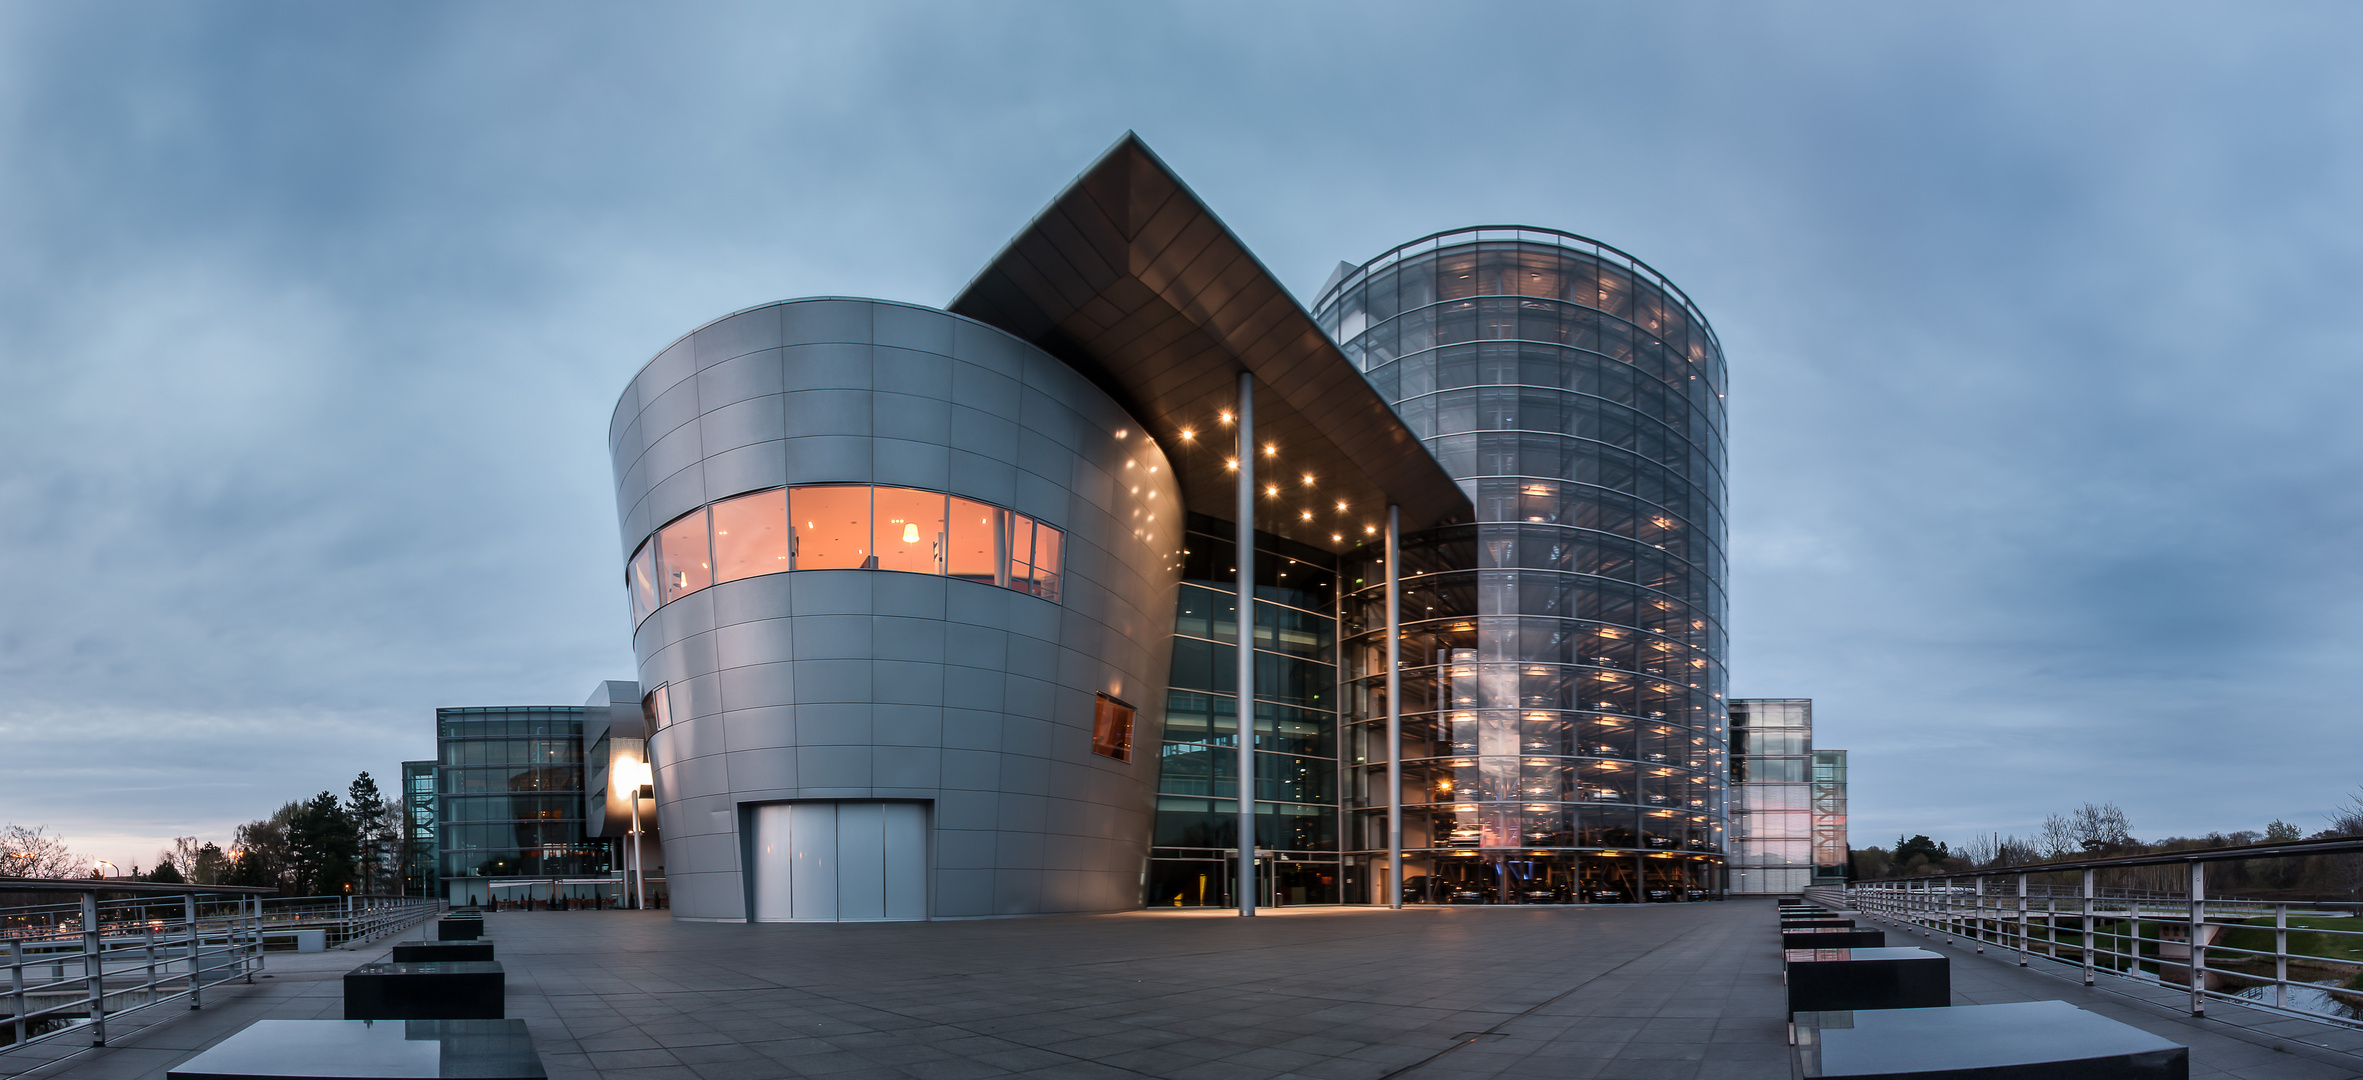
750;801;928;921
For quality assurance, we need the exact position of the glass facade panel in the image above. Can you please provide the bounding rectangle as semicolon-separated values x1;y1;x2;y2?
627;542;657;623
1150;517;1343;907
790;485;871;569
1316;228;1728;902
946;496;999;584
873;487;946;575
655;509;711;604
711;488;789;584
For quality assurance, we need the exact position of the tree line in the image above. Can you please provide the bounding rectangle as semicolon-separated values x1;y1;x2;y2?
3;772;415;897
1853;793;2363;900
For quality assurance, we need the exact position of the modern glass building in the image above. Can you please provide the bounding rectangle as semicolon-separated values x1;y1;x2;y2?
1811;748;1849;886
1311;229;1730;903
604;134;1738;919
434;705;607;905
401;759;437;899
1728;698;1812;894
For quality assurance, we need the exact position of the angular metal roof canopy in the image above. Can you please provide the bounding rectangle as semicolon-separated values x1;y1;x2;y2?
950;134;1469;552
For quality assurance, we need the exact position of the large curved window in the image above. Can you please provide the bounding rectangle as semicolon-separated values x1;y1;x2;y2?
627;484;1065;624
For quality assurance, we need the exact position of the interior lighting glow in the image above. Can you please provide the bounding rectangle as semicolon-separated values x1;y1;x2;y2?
1264;484;1279;497
902;523;920;543
1179;429;1195;440
1263;444;1276;457
1219;411;1233;424
1225;459;1238;470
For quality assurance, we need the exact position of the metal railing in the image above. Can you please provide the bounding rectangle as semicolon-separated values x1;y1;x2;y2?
1845;835;2363;1029
0;879;440;1054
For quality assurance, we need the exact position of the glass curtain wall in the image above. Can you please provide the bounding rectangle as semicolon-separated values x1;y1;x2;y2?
1147;515;1343;907
1729;698;1811;894
1811;749;1849;886
435;707;605;885
1316;228;1730;903
402;760;438;899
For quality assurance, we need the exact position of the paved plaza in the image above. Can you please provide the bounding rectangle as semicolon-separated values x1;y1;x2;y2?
10;898;2363;1080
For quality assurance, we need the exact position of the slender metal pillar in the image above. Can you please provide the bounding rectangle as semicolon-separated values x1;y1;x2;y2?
2081;869;2096;986
82;890;104;1046
185;893;202;1008
2016;873;2029;966
1234;372;1257;917
2188;861;2206;1016
1384;503;1403;910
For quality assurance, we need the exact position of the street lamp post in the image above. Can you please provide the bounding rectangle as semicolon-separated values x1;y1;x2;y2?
617;758;653;910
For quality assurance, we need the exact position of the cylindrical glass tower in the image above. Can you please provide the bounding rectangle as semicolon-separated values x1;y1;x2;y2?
1314;227;1729;903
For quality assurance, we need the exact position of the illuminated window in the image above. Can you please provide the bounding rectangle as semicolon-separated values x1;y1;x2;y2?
1092;694;1135;762
790;485;871;569
710;489;789;584
627;484;1068;623
873;487;948;575
946;496;1000;585
655;509;711;604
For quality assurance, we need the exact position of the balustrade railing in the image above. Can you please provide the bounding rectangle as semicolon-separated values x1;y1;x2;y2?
1844;835;2363;1028
0;878;440;1055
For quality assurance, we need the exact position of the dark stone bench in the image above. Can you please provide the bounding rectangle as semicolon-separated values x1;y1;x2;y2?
344;961;505;1020
1794;1000;2188;1079
436;916;485;941
1782;928;1886;949
1784;947;1949;1014
166;1018;543;1079
1781;917;1857;930
391;939;495;962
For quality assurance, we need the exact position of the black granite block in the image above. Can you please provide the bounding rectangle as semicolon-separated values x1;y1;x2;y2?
1782;928;1886;949
1782;918;1857;930
1784;947;1949;1014
391;939;496;963
166;1019;542;1080
1794;1001;2188;1079
344;961;505;1020
436;917;485;941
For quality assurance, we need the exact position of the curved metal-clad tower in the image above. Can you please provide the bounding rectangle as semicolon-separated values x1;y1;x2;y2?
609;297;1183;921
1314;228;1730;902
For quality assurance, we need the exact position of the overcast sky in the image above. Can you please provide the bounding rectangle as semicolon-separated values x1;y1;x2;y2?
4;3;2360;870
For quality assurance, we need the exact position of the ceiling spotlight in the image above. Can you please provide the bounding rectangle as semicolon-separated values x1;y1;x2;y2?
1264;484;1279;497
1225;459;1238;470
1179;428;1195;440
1219;411;1233;424
1262;444;1276;456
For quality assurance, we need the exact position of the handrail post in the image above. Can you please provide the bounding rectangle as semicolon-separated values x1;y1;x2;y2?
1972;877;1985;952
185;893;202;1009
2275;902;2288;1011
9;938;25;1048
2016;873;2029;966
2188;861;2206;1017
142;922;157;1008
2082;869;2096;986
80;890;104;1047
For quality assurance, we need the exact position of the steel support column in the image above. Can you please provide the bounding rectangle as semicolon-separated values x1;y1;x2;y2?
1385;503;1402;910
1234;371;1257;917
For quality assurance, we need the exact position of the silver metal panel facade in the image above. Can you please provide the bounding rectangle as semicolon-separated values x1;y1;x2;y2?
611;298;1183;920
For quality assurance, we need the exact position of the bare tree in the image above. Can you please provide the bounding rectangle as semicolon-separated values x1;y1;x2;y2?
2326;789;2363;838
2069;802;2133;852
2038;814;2078;860
1;824;82;878
155;836;201;879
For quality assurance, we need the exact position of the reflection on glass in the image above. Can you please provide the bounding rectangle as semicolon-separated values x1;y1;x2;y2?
1029;525;1063;602
947;496;999;585
628;542;657;623
874;487;947;574
710;489;788;584
791;485;871;569
656;510;710;604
